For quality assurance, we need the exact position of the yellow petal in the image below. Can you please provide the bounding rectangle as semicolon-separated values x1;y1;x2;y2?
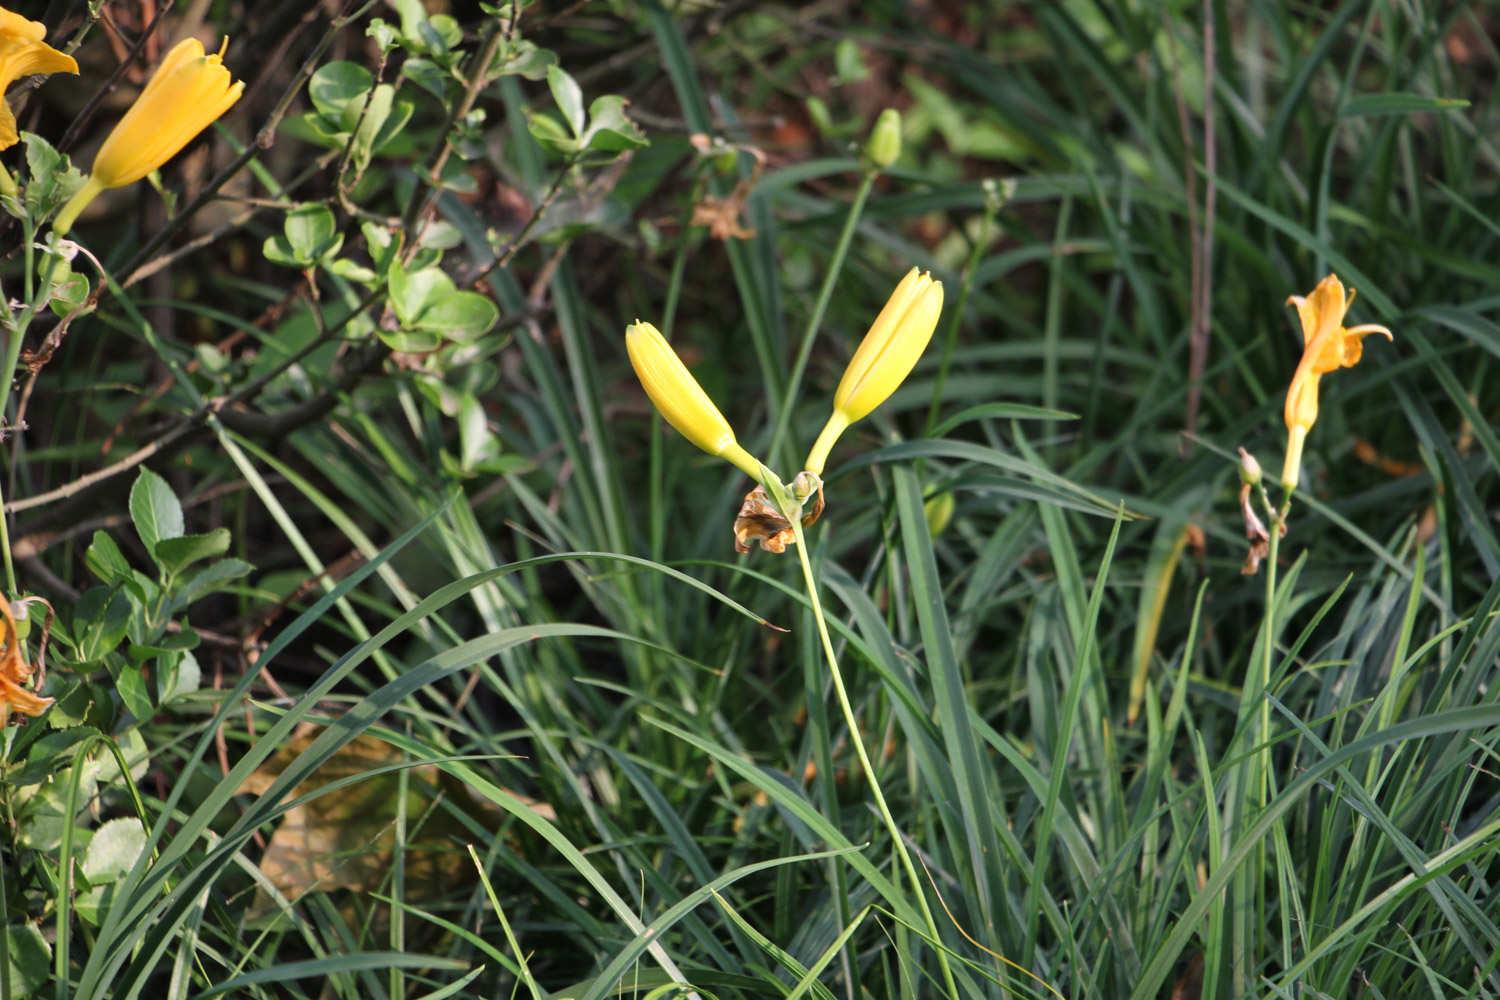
0;9;78;154
1287;273;1349;346
1340;324;1393;369
1283;363;1321;434
0;98;15;150
90;37;244;189
0;9;46;45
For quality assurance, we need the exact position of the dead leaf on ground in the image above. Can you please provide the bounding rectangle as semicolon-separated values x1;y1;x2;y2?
239;726;553;920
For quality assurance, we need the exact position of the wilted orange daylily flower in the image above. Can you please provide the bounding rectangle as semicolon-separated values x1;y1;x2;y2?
1281;274;1393;491
0;6;78;151
0;600;52;725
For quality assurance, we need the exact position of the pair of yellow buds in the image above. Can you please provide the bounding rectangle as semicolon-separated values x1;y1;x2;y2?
0;6;244;230
626;267;944;487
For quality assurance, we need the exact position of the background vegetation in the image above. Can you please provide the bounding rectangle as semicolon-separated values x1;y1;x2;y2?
2;1;1497;998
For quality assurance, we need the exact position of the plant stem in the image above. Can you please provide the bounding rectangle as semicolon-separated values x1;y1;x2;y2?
789;518;960;1000
1258;495;1290;804
765;169;877;472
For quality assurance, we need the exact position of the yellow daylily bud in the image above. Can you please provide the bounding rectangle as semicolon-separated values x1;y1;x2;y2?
625;321;764;480
804;267;943;475
53;37;244;233
0;7;78;152
865;108;901;169
1280;273;1393;491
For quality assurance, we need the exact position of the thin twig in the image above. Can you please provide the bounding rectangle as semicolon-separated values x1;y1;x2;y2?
55;1;177;154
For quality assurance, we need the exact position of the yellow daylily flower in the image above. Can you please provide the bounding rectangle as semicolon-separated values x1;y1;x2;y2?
804;267;943;475
1281;273;1393;491
0;7;78;151
625;321;764;480
53;36;243;233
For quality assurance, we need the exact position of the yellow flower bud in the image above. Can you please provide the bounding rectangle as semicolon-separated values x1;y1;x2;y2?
625;321;763;480
865;108;901;169
53;37;244;233
804;267;943;475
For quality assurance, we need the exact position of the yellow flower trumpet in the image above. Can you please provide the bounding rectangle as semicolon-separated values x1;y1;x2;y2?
0;7;78;151
625;321;765;480
1281;273;1393;491
53;36;243;233
804;267;943;476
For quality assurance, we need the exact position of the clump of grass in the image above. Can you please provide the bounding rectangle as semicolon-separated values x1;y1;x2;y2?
1;3;1495;999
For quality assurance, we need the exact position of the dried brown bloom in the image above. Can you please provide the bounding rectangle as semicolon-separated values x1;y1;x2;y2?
733;481;825;554
1239;483;1270;576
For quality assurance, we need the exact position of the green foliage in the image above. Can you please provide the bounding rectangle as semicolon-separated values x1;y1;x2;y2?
0;1;1496;999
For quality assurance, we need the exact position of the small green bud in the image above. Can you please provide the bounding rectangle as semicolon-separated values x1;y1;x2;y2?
923;491;955;537
1237;446;1263;486
866;108;902;169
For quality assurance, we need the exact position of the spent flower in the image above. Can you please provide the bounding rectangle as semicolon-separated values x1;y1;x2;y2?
0;599;51;725
1281;274;1393;491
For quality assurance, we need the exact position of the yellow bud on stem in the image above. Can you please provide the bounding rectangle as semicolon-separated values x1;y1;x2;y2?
54;37;243;234
625;321;763;480
804;267;943;475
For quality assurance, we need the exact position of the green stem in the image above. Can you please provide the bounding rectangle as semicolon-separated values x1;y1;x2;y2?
789;517;960;1000
766;169;878;471
1258;495;1290;804
1234;490;1289;995
0;238;72;597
